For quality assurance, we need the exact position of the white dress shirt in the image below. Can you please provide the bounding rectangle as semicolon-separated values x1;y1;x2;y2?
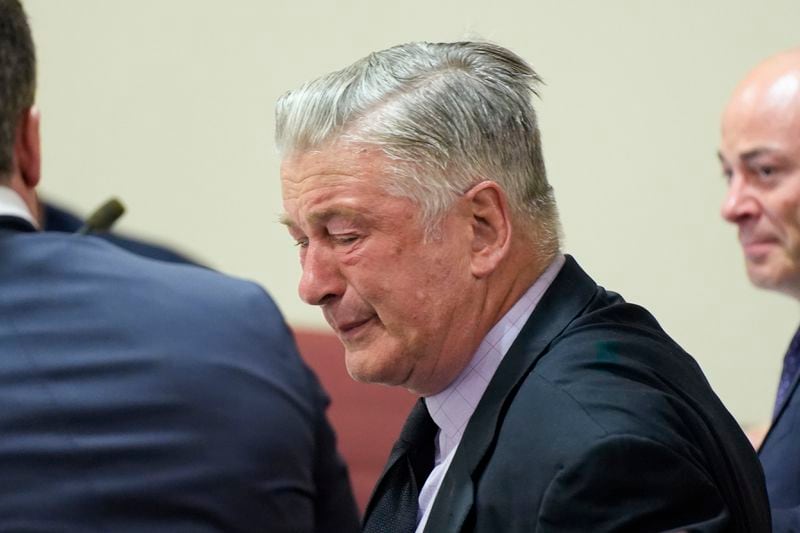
0;185;37;228
415;254;565;532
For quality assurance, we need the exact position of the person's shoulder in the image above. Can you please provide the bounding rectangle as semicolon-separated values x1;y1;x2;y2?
10;232;311;392
504;299;718;452
119;242;283;323
101;233;198;265
535;295;704;395
36;231;285;328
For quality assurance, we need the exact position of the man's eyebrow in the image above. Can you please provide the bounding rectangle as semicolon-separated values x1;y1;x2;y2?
308;207;363;224
278;213;295;228
741;148;776;162
717;148;779;165
278;208;365;228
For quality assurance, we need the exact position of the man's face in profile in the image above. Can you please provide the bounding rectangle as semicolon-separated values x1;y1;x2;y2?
280;143;480;396
719;72;800;297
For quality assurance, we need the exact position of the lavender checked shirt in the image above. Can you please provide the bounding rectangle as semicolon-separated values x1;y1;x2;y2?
415;254;565;532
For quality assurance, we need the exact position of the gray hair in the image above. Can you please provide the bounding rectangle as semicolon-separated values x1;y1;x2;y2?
275;41;560;253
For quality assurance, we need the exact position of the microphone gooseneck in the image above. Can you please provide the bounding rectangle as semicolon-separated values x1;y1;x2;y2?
77;197;126;235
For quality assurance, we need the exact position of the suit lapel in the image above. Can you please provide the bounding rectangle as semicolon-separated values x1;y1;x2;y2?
0;214;36;233
423;255;599;532
760;359;800;452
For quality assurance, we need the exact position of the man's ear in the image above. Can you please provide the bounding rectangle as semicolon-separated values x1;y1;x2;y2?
15;106;40;189
465;181;512;278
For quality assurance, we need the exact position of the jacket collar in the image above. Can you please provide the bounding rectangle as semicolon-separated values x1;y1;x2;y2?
0;186;38;230
760;350;800;452
0;214;37;233
423;255;598;532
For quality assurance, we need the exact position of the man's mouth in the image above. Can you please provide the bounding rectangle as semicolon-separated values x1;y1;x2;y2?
741;237;779;259
332;315;376;340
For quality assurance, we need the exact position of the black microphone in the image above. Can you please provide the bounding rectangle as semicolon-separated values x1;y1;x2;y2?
77;197;125;235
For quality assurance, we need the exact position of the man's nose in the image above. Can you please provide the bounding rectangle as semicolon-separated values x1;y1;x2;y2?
298;243;345;306
721;174;759;224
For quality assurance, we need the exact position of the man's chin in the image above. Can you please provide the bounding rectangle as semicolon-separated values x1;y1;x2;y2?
344;348;410;387
746;260;800;296
747;268;777;291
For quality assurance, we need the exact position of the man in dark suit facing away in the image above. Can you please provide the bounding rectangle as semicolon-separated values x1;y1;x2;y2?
719;48;800;532
0;1;359;531
276;41;771;532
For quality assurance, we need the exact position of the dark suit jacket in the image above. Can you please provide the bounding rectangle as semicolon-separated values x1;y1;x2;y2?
0;217;359;532
366;256;770;532
760;356;800;532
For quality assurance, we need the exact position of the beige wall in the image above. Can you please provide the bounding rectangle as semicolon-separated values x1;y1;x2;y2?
24;0;800;426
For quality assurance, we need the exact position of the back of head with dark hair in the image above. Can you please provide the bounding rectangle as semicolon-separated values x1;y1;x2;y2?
0;0;34;182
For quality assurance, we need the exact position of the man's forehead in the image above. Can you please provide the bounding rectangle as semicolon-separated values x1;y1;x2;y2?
281;143;386;179
722;78;800;156
725;58;800;123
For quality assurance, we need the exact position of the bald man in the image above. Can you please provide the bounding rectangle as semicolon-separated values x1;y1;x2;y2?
720;48;800;531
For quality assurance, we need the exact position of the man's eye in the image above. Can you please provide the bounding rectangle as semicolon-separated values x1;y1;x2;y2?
331;234;359;246
294;237;309;248
756;166;775;179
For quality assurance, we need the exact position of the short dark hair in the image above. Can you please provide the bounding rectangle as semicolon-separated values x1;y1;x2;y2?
0;0;34;181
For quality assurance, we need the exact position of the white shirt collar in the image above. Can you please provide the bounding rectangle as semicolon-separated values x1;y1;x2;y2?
424;254;566;459
0;185;38;229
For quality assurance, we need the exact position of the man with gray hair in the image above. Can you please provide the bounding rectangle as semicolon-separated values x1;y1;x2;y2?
278;41;770;532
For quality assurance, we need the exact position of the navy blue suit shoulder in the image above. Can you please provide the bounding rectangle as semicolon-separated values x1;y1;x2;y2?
0;229;359;532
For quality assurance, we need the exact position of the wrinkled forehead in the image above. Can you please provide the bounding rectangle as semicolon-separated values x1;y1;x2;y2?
279;142;406;218
281;139;424;203
282;139;387;177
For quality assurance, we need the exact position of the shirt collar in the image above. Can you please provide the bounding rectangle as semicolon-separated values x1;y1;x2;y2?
0;185;38;229
424;254;565;458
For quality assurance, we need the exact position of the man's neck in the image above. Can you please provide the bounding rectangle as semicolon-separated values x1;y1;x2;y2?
484;247;557;331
